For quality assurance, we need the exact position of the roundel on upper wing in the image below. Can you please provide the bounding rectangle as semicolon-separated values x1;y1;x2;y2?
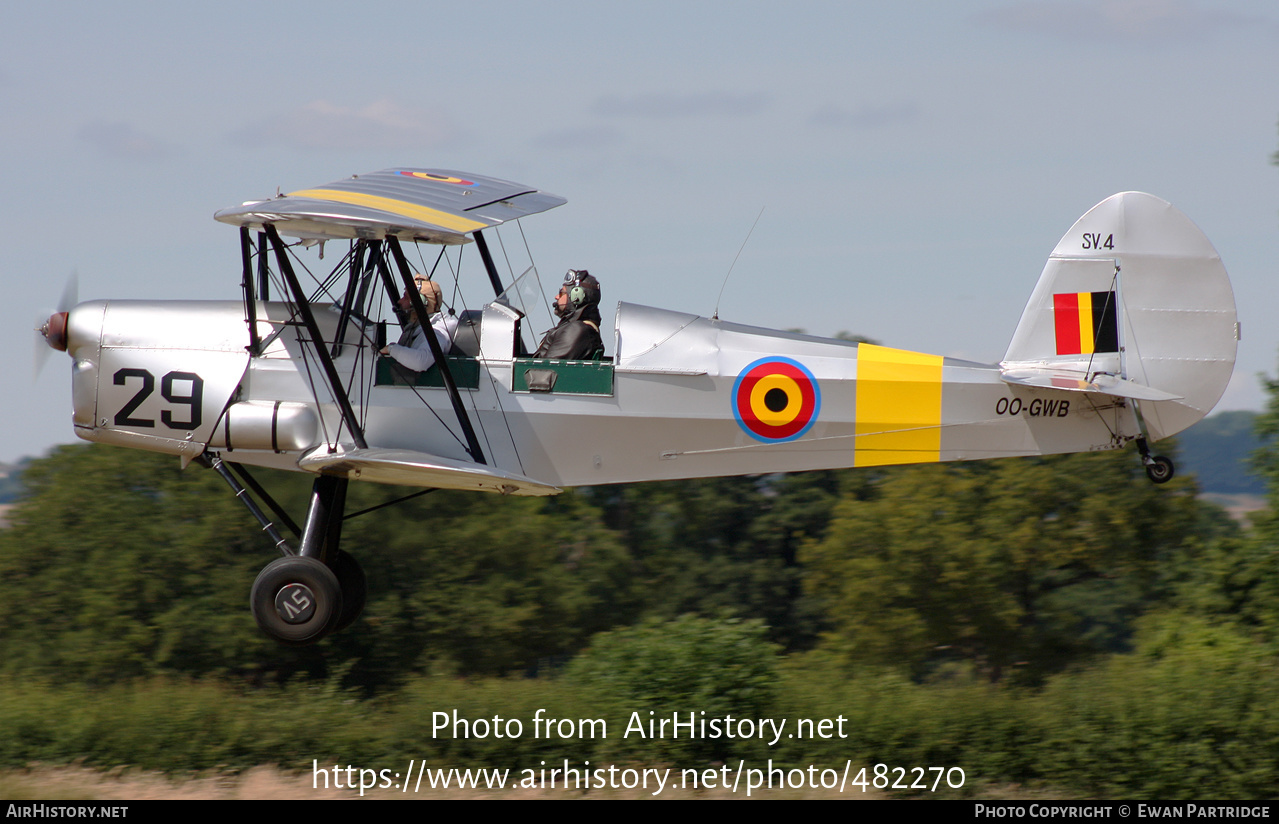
732;357;821;442
398;171;476;186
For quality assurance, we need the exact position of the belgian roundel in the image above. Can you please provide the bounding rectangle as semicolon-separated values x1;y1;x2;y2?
732;357;821;442
398;171;476;186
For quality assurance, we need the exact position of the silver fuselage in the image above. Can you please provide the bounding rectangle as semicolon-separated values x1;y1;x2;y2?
63;296;1152;489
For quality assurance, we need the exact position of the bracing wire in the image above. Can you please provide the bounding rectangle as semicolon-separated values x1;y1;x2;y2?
1084;266;1121;380
713;207;765;321
516;219;554;320
267;233;550;470
476;224;532;475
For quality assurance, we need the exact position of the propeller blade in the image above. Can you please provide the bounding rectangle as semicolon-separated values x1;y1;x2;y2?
34;271;79;381
32;320;52;380
58;270;79;314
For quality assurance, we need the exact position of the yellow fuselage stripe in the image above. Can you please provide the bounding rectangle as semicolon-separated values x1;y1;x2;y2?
854;344;944;467
288;188;488;234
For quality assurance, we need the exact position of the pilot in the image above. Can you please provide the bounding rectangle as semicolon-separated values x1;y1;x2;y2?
381;276;458;373
534;269;603;360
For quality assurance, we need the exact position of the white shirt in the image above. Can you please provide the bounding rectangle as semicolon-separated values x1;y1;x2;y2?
385;313;459;372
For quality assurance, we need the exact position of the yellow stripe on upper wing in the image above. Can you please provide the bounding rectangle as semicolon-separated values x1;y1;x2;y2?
288;188;488;234
854;344;943;467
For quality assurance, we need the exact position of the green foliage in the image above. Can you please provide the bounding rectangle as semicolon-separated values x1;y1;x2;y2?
1165;533;1279;644
0;445;633;686
1187;362;1279;643
803;451;1206;683
0;445;275;683
583;470;857;649
5;372;1278;799
1027;612;1279;798
329;483;633;681
1251;366;1279;504
5;633;1274;798
775;616;1279;800
0;676;369;772
564;614;780;761
1250;363;1279;534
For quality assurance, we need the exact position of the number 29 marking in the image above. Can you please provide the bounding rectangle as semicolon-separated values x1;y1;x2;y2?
113;368;204;430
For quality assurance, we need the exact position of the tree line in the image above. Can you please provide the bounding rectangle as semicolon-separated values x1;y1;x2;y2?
0;413;1266;693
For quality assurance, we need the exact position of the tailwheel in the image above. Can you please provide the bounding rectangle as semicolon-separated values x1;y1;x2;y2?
331;550;367;634
1145;456;1175;485
251;556;343;646
1135;436;1175;485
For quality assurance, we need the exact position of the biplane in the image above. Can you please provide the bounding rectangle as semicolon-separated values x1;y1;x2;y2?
38;168;1238;645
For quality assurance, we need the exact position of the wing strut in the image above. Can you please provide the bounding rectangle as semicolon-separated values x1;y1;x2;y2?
330;241;367;358
265;224;369;450
387;236;487;465
239;227;262;356
256;231;270;300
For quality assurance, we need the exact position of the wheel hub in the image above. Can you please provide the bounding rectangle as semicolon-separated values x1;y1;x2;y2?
274;583;317;624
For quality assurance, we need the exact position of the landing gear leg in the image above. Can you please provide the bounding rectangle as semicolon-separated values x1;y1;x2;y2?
302;480;367;635
299;476;369;631
204;454;368;644
298;475;347;565
1128;400;1174;484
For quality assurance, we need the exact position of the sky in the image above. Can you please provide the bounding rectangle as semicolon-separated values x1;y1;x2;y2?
4;0;1278;464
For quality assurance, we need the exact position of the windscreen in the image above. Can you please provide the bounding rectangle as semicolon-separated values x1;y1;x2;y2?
493;265;555;355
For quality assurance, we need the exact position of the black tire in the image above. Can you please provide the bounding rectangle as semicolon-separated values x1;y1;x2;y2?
331;550;367;634
250;556;342;646
1145;456;1175;484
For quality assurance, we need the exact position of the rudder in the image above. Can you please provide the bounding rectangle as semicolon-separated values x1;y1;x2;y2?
1002;192;1237;441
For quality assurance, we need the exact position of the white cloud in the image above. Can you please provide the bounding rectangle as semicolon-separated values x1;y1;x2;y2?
230;99;457;151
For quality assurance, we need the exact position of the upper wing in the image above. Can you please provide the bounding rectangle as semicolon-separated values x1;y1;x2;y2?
298;446;562;496
214;168;566;244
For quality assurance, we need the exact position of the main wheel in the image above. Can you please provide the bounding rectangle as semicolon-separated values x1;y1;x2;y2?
251;556;343;645
331;550;367;634
1145;456;1175;484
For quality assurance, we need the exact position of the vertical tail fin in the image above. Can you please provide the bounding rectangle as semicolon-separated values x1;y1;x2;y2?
1003;192;1237;441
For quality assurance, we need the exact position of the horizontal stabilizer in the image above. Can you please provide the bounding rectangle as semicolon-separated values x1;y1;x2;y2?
299;447;562;496
1000;368;1183;402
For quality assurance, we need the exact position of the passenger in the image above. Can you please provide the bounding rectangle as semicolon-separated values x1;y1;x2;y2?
381;276;458;373
535;269;603;360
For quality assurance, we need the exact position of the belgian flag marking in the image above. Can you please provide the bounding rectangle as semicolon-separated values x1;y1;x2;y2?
1053;291;1119;356
733;357;821;442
